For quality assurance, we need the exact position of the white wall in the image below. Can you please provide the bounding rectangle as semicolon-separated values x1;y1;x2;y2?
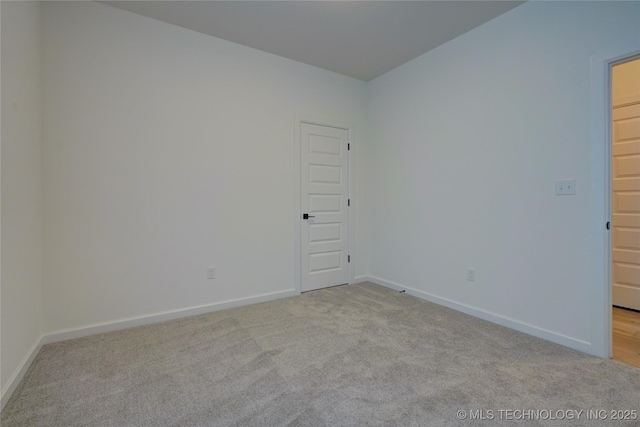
366;0;640;353
1;0;44;401
42;1;367;333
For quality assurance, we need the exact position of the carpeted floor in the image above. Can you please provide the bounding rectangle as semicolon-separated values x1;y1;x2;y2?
2;282;639;426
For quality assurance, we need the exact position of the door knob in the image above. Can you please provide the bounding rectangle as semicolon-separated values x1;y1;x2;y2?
303;213;315;219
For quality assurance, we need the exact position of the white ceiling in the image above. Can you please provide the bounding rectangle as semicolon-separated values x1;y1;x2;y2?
101;1;525;81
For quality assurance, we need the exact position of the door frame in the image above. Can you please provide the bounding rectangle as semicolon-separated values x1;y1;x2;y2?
590;45;640;358
294;115;354;294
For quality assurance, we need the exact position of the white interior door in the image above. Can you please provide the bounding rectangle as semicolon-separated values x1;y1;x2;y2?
300;122;350;292
612;102;640;311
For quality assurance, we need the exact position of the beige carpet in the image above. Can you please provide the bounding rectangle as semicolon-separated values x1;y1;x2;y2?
2;282;639;426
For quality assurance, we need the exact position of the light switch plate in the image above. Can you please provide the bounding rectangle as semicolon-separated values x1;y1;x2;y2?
555;179;576;195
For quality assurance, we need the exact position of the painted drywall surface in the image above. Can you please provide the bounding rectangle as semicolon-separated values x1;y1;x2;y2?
1;1;43;393
612;57;640;106
42;2;367;332
366;1;640;346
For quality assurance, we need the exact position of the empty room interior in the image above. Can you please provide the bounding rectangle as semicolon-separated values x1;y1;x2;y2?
2;1;640;425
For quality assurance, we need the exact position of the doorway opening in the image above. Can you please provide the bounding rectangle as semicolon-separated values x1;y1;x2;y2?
610;56;640;368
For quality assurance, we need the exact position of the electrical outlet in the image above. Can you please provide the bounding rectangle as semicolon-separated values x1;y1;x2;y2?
467;268;476;282
207;266;216;280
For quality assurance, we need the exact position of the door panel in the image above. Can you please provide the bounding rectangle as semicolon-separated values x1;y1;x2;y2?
309;223;342;243
612;103;640;310
300;123;349;292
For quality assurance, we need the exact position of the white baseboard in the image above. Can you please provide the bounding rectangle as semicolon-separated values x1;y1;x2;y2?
363;275;593;354
1;289;298;411
1;335;44;411
352;275;369;284
42;289;299;344
2;280;595;410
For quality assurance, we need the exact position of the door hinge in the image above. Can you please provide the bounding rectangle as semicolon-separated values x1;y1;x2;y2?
348;255;351;263
348;199;351;206
348;143;350;151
